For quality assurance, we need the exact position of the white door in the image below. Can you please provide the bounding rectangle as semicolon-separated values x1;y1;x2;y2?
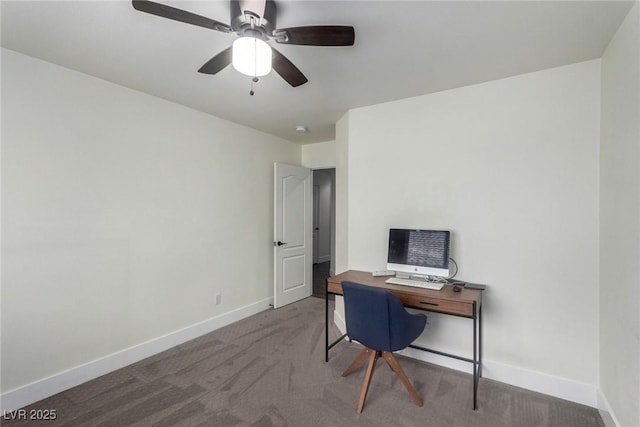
273;163;312;308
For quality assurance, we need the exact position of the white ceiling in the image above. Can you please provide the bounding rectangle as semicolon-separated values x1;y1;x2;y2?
1;0;634;144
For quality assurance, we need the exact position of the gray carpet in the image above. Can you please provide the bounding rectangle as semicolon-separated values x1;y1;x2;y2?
4;297;604;427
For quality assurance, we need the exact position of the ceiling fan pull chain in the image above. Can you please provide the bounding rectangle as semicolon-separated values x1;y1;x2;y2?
249;40;259;96
250;76;259;96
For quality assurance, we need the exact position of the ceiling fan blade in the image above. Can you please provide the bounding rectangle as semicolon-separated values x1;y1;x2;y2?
271;48;308;87
274;26;355;46
198;47;233;74
132;0;232;33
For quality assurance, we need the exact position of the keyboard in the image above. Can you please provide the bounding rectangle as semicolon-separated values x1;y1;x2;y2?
385;277;445;290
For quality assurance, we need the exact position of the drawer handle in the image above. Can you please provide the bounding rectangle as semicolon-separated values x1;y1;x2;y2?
420;301;439;306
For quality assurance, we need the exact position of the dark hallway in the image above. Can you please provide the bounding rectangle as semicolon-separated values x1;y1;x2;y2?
312;261;330;298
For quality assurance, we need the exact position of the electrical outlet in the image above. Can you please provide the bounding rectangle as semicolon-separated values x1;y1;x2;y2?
215;293;222;305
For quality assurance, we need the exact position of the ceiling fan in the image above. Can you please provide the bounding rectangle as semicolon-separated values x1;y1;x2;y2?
132;0;355;87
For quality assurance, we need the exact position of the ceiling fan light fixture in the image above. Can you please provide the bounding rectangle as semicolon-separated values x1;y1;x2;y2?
232;37;272;77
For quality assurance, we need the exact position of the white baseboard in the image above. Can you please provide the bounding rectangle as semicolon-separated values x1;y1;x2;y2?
0;297;273;413
480;358;598;407
332;308;599;408
597;389;621;427
333;307;346;332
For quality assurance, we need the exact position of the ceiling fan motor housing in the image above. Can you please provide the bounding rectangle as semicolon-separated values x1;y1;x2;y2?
230;0;277;40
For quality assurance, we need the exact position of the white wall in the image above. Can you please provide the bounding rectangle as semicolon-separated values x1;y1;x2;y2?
335;115;349;275
599;3;640;427
301;140;336;169
1;49;300;400
339;60;602;401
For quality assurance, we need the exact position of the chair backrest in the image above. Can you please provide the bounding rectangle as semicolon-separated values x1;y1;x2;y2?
342;281;426;352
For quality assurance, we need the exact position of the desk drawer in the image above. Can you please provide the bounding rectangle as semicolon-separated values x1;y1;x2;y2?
399;294;474;317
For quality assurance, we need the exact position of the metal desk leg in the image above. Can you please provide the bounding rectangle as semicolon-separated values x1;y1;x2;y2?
325;280;329;362
325;286;347;362
473;301;478;410
479;304;483;378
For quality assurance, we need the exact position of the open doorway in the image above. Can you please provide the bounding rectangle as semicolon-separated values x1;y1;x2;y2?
312;168;335;298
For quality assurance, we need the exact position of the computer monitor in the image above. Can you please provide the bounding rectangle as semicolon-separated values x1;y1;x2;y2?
387;228;451;278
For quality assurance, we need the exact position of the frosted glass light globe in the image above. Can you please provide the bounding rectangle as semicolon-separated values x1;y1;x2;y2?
232;37;272;77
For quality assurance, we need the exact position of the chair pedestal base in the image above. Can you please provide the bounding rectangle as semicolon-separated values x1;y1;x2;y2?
342;348;423;413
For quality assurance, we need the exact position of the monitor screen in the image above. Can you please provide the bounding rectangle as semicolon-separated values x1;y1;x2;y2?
387;229;450;278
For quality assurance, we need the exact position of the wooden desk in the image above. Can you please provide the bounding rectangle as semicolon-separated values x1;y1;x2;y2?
325;270;484;410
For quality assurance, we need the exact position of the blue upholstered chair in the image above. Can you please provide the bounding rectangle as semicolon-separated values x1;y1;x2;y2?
341;281;427;413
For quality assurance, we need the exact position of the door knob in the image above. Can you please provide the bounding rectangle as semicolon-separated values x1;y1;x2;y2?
275;241;288;246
